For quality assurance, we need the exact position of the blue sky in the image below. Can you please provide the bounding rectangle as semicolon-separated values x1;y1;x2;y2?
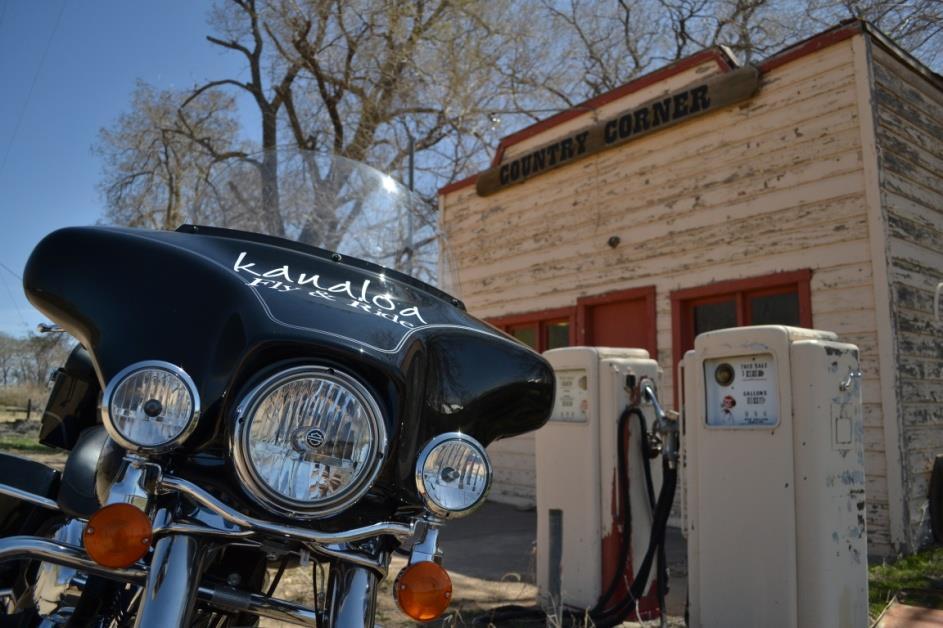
0;1;257;336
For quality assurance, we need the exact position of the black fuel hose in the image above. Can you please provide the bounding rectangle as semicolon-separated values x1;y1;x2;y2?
633;407;669;628
588;406;640;614
471;405;677;627
592;464;677;627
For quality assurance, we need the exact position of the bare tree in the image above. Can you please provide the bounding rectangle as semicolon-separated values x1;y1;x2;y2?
0;333;17;388
95;83;239;230
0;332;69;389
97;0;943;245
529;0;942;107
167;0;539;246
20;333;68;387
809;0;943;67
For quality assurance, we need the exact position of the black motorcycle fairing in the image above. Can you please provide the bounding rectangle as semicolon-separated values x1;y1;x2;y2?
24;225;554;522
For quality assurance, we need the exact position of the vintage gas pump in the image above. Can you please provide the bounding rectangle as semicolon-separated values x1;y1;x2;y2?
682;326;868;628
536;347;676;623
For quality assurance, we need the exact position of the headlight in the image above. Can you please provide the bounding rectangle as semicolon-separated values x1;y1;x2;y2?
101;361;200;453
231;365;387;519
415;433;491;518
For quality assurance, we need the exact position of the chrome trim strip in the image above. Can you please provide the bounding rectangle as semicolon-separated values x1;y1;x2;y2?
415;432;493;518
151;522;260;543
197;585;319;626
230;364;389;520
100;360;201;454
159;475;414;544
103;456;158;510
408;519;442;564
0;536;146;584
0;483;61;512
309;544;388;576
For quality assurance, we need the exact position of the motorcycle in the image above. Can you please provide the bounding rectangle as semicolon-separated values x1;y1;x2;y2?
0;152;555;626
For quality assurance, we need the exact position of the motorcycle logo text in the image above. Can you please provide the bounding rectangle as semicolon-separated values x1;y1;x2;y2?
233;251;429;330
304;428;325;449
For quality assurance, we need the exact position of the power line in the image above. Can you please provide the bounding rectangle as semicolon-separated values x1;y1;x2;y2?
0;0;67;179
0;262;22;282
0;267;28;332
0;262;29;332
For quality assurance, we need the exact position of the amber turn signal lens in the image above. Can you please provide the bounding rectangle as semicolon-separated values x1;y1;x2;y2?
394;560;453;622
83;503;152;568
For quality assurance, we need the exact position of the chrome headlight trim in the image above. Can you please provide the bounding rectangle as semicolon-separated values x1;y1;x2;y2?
415;432;492;518
100;360;201;454
230;365;388;520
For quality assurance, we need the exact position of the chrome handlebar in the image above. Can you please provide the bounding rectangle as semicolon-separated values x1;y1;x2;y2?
0;454;441;628
158;474;415;546
0;461;430;627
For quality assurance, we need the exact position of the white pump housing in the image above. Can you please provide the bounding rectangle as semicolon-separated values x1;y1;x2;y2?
682;325;868;628
536;347;662;612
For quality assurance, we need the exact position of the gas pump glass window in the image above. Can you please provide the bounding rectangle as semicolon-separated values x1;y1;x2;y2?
704;354;780;427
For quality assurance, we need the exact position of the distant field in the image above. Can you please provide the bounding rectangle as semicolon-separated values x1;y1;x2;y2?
0;406;36;422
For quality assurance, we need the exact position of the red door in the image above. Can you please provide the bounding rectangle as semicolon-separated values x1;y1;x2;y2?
578;287;657;356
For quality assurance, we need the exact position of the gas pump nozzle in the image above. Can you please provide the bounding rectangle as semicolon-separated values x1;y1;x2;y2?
640;378;680;469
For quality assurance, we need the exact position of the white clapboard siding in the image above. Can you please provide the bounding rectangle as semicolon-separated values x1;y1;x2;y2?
486;434;537;507
871;42;943;550
442;37;896;548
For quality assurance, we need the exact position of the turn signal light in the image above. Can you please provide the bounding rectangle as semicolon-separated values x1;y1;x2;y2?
394;560;453;622
83;503;152;568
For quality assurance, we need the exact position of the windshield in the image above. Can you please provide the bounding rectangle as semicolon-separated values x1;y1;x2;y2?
188;148;460;298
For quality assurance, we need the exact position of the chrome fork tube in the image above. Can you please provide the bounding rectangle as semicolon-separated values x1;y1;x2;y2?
327;562;380;628
133;535;207;628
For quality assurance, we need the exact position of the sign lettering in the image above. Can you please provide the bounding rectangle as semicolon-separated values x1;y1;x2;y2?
476;67;760;196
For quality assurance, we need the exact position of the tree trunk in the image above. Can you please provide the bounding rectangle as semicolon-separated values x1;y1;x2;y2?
261;109;285;237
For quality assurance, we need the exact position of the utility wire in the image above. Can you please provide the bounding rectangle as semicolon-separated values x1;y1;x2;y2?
0;267;28;332
0;262;29;332
0;262;22;281
0;0;67;179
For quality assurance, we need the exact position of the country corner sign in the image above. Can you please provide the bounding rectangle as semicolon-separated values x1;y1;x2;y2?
475;66;760;197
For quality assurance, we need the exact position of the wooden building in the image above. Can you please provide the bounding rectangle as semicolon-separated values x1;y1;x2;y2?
438;21;943;557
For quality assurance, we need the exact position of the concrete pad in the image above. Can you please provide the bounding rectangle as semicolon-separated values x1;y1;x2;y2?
876;590;943;628
439;501;537;583
439;500;689;621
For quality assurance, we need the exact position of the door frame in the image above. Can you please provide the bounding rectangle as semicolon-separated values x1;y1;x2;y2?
576;286;658;355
